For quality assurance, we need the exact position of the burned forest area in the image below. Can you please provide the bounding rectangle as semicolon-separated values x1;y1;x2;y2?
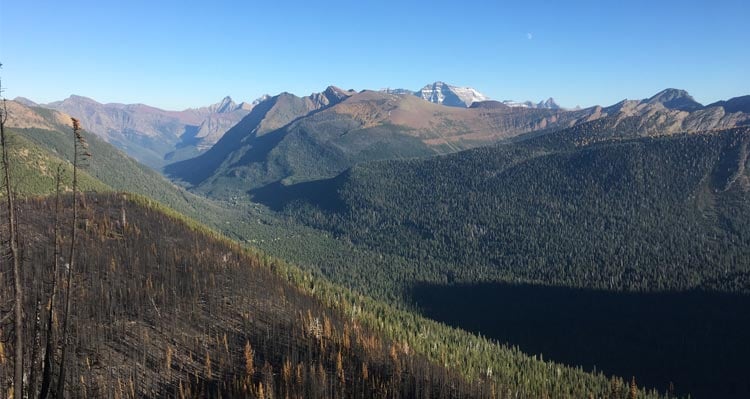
0;194;483;398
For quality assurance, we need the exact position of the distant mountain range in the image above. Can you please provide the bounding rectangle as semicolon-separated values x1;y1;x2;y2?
17;94;266;169
164;86;604;197
164;84;749;199
19;83;750;180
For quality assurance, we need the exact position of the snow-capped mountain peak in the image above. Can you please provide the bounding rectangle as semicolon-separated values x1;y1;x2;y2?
416;82;490;107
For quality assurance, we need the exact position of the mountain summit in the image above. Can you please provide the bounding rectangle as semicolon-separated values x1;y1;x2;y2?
645;88;703;111
209;96;241;113
537;97;561;109
416;81;490;107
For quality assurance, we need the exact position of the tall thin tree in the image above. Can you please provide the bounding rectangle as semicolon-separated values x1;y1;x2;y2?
56;117;88;397
0;62;24;399
39;165;63;399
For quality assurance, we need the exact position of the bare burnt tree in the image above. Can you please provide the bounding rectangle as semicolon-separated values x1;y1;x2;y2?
56;117;88;397
0;62;24;399
39;165;63;399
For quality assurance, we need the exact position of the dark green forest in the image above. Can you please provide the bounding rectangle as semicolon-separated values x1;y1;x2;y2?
261;127;750;297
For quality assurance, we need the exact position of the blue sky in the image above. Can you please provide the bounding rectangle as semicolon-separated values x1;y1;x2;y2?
1;0;748;110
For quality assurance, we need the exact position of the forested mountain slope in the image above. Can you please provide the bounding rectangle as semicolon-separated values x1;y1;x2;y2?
262;127;750;294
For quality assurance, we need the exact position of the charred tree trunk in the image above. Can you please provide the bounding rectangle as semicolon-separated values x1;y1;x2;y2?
39;166;62;399
1;71;24;399
56;118;86;398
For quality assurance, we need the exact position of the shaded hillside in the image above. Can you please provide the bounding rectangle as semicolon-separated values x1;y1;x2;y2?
263;127;750;295
708;95;750;114
411;282;750;399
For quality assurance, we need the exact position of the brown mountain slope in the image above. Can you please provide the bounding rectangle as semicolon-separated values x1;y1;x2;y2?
4;194;484;398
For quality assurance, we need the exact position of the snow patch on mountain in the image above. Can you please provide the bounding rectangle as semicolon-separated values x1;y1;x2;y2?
502;97;561;110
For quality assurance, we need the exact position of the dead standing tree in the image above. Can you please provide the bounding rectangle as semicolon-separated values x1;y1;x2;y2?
55;117;89;397
39;165;63;399
0;62;24;399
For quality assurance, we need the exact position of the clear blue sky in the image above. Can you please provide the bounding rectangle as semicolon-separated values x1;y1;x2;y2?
1;0;748;110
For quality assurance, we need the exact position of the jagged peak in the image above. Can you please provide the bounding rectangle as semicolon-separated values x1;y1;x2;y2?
323;85;351;101
212;96;237;113
537;97;560;109
304;85;352;108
